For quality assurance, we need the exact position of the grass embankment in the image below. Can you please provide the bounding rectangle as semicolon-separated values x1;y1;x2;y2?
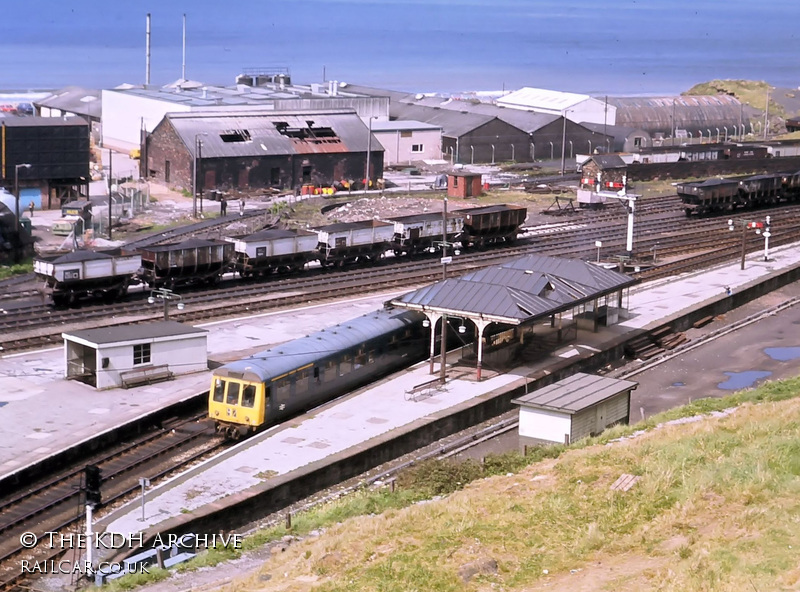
686;79;778;114
99;377;800;592
224;377;800;592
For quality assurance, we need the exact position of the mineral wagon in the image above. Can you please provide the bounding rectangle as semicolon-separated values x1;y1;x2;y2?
315;219;395;267
456;204;528;247
138;238;235;288
389;212;464;256
34;249;141;305
232;228;319;277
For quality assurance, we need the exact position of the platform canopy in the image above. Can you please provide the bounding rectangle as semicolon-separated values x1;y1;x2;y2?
391;254;637;382
391;253;636;325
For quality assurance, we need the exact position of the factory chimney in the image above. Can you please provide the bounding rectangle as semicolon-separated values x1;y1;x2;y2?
181;14;186;81
145;13;151;85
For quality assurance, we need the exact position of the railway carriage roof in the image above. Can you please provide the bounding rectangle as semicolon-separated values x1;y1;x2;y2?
216;307;424;382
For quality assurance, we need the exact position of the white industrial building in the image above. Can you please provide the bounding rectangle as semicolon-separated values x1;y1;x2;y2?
497;87;617;127
513;373;637;446
62;321;208;390
101;79;390;152
369;120;442;166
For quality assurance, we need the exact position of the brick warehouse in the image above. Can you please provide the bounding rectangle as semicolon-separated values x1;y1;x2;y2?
145;109;384;193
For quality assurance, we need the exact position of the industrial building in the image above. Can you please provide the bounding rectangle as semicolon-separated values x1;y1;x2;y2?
34;86;102;145
102;78;389;152
497;87;618;126
608;95;751;141
145;109;383;192
370;120;442;166
0;117;91;210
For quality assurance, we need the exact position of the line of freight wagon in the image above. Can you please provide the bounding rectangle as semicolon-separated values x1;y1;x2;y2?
33;204;527;306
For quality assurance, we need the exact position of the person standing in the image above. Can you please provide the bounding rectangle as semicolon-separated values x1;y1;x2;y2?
239;197;245;216
220;196;227;216
28;201;34;218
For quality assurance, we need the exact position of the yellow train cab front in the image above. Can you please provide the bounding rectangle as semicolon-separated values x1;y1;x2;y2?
209;376;266;431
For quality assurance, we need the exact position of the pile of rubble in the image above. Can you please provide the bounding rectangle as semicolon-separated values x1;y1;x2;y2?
324;196;472;223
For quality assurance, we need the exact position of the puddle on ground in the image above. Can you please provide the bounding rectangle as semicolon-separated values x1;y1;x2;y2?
718;371;772;391
672;382;685;387
764;347;800;362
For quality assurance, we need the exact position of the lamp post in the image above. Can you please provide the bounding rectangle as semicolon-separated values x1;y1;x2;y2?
364;116;374;191
728;218;767;270
559;113;567;174
440;196;449;383
107;148;113;239
193;133;207;218
14;163;32;234
147;288;185;320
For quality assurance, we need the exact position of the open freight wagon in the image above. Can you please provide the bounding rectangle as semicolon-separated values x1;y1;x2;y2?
137;238;235;288
34;249;142;305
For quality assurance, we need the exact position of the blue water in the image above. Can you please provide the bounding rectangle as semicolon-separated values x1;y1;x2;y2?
717;371;772;391
1;0;798;94
764;347;800;362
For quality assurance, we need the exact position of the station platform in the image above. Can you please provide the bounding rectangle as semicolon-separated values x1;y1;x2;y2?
0;294;408;482
101;243;800;538
1;241;799;535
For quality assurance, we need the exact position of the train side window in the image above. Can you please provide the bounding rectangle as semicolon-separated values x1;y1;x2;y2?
368;350;375;364
241;385;256;408
313;367;320;383
227;382;240;405
340;355;352;376
276;378;291;400
295;368;310;396
355;347;366;369
213;378;226;402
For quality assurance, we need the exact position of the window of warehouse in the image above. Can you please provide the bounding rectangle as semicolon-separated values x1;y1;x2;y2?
133;343;151;365
411;144;424;153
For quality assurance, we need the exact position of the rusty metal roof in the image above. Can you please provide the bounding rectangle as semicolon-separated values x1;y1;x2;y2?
166;110;381;159
512;372;638;414
392;254;636;324
608;95;745;135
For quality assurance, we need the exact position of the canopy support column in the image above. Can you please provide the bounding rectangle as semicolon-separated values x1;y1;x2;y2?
425;312;442;375
474;319;491;382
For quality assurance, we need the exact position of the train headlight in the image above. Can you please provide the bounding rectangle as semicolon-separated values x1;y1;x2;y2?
214;410;219;417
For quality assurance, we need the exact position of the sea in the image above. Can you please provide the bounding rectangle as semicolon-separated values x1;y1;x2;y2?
1;0;799;97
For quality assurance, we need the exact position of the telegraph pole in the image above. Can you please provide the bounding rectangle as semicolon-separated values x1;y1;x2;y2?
440;197;449;383
107;149;113;239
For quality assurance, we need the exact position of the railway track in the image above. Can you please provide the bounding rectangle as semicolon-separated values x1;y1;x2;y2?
0;414;226;591
3;195;800;353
